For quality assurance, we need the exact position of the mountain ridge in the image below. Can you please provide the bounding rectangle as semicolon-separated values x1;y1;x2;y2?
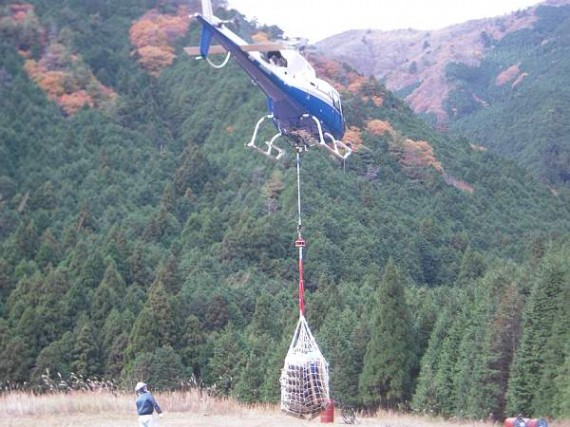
315;2;549;123
315;0;570;187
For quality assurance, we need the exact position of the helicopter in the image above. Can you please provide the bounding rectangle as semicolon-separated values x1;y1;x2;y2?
185;0;351;160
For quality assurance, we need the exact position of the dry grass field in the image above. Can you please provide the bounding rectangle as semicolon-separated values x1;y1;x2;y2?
2;390;569;427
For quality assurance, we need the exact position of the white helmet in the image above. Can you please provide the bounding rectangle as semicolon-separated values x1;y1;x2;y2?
135;382;147;392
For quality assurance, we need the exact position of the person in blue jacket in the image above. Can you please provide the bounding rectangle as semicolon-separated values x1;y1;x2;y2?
135;382;163;426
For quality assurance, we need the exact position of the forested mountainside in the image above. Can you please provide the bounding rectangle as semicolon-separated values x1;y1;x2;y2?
1;0;569;421
316;0;570;188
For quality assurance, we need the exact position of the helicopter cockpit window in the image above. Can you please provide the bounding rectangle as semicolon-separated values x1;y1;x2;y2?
268;51;287;67
281;50;315;77
332;91;342;112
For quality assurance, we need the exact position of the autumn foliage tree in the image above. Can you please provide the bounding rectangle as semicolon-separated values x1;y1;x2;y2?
129;7;191;76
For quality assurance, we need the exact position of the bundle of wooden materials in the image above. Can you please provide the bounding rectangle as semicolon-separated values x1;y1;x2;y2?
280;315;329;417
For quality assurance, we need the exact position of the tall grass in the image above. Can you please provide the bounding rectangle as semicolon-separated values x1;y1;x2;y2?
2;391;569;427
0;389;264;418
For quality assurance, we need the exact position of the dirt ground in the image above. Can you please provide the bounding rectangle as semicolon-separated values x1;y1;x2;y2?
7;412;570;427
5;411;354;426
4;392;569;427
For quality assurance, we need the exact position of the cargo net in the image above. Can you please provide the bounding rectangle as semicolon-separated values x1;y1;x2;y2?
280;315;330;417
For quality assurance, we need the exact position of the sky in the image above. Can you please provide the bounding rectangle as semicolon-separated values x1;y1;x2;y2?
226;0;544;42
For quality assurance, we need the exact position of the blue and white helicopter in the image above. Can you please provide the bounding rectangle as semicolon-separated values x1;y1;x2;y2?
185;0;351;160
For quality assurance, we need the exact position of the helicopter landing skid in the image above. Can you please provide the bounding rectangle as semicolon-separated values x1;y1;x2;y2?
245;113;351;161
300;114;351;160
245;114;285;160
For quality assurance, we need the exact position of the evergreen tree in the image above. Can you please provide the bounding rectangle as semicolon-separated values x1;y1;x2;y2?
484;279;524;420
359;260;415;409
36;229;61;269
260;327;290;403
131;346;185;391
233;333;272;402
72;314;100;377
456;245;486;285
319;307;363;407
452;285;494;418
101;309;131;378
411;304;455;413
91;262;125;329
15;219;39;259
128;279;175;357
507;251;566;416
533;246;570;416
32;331;75;383
127;243;153;287
206;323;244;396
78;248;106;290
180;314;207;379
555;339;570;418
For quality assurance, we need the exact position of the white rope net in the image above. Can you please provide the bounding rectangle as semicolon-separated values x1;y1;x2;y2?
280;315;330;417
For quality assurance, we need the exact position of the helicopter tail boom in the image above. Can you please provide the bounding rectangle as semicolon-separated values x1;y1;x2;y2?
198;23;214;58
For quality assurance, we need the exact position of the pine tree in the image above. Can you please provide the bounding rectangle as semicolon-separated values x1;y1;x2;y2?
127;243;152;286
32;331;75;383
359;260;415;409
206;323;244;396
452;285;494;419
180;314;207;379
101;309;130;378
91;262;125;329
76;247;106;289
104;226;131;281
319;307;363;407
484;279;524;420
555;339;570;418
534;247;570;417
15;219;39;259
72;314;100;377
411;304;455;414
234;333;272;402
456;245;486;285
36;229;61;269
131;346;185;390
128;279;175;357
507;252;566;416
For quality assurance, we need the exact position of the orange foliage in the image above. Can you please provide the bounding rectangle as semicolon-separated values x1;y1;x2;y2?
3;3;46;55
130;19;169;49
59;90;94;115
369;95;384;107
252;32;270;43
496;63;521;86
9;4;33;22
389;136;474;192
137;45;176;76
400;139;443;173
343;126;363;150
318;60;342;81
24;42;116;115
38;71;67;98
25;60;65;99
366;119;394;136
23;59;40;79
346;75;365;94
130;6;191;76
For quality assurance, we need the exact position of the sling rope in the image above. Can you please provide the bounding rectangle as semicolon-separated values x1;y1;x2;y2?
295;146;305;316
280;145;330;418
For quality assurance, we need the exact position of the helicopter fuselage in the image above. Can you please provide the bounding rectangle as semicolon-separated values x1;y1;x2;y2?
194;15;346;142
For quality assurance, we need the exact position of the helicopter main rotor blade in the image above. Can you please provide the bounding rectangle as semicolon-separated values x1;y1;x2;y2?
184;42;286;56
